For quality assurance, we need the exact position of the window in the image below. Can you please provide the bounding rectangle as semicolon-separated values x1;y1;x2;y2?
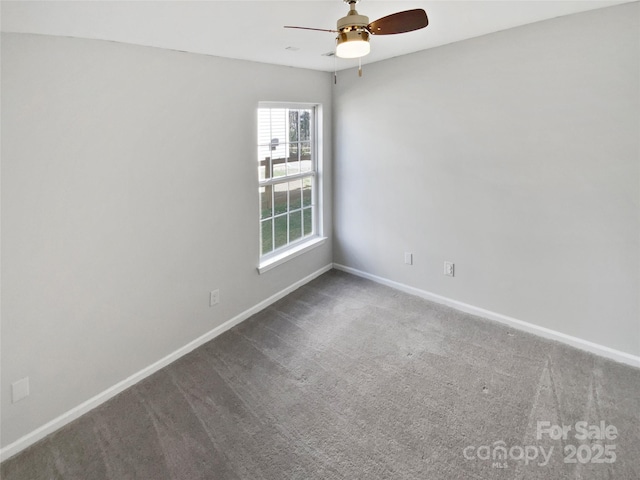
258;103;323;271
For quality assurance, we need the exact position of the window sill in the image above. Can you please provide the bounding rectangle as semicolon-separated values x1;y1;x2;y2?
258;236;327;274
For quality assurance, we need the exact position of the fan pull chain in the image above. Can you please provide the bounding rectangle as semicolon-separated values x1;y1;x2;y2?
358;57;362;77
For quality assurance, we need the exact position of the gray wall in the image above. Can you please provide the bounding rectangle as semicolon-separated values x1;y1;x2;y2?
1;33;333;447
333;3;639;356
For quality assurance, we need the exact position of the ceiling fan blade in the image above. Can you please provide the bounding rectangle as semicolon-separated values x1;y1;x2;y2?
284;26;338;33
367;9;428;35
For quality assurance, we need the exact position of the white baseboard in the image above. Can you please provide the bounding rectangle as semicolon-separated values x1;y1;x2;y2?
333;263;640;369
0;263;333;463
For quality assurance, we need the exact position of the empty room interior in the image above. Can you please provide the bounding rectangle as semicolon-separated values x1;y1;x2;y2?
1;1;639;478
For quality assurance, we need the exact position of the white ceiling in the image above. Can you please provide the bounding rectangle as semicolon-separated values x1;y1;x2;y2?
1;0;634;71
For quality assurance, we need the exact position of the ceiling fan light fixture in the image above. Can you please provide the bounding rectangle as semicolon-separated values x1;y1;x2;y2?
336;30;370;58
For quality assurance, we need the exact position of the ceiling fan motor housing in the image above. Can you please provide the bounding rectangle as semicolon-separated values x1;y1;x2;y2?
337;29;370;49
335;3;371;58
337;6;369;32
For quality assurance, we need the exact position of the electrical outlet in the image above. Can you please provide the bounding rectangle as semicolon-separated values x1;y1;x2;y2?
12;377;30;403
444;261;455;277
404;252;413;265
209;289;220;307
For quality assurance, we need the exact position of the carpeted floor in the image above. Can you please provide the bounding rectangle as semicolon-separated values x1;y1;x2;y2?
2;269;639;479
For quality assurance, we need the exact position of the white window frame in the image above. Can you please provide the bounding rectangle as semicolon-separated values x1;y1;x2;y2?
257;102;325;274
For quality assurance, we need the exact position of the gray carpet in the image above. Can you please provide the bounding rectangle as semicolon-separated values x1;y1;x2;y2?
2;269;639;479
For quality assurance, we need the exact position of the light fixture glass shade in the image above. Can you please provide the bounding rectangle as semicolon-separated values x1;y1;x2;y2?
336;30;370;59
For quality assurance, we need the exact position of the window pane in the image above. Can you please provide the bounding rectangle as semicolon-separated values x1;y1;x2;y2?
302;177;312;207
258;146;271;181
289;141;298;155
287;146;299;176
289;180;302;211
257;109;271;145
300;110;311;141
289;211;302;242
274;183;287;215
303;207;313;236
288;110;299;143
270;109;286;147
271;140;286;162
272;157;286;178
300;158;312;174
261;219;273;255
300;141;311;162
274;215;288;249
260;185;272;219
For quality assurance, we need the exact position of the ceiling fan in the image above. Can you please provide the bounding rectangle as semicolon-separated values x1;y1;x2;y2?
285;0;429;60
